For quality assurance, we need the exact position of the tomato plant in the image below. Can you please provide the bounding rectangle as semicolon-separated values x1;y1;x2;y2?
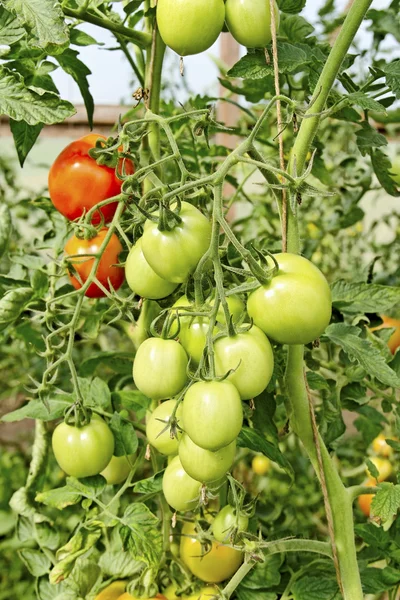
225;0;280;48
65;229;125;298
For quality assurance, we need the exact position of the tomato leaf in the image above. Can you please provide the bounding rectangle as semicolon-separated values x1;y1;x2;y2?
109;412;138;457
1;397;72;422
237;427;294;482
119;503;163;568
291;575;340;599
0;287;34;331
35;487;82;510
19;549;51;577
132;471;164;494
331;279;400;314
9;119;43;167
370;483;400;525
0;204;12;258
55;49;94;129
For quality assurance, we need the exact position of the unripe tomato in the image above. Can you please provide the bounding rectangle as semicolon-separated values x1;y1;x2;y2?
367;457;393;482
182;381;243;450
52;415;115;478
146;400;183;455
125;238;178;300
100;454;134;485
179;434;236;483
180;522;243;583
95;581;126;600
118;594;167;600
372;433;394;457
225;0;280;48
142;202;212;283
214;325;274;400
371;316;400;354
247;253;332;345
390;157;400;185
133;338;188;400
65;229;125;298
48;134;134;224
252;454;271;476
358;479;376;518
212;505;249;543
157;0;225;56
184;586;219;600
162;455;202;512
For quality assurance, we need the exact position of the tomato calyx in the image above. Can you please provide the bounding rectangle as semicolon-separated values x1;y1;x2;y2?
64;402;92;428
158;200;183;232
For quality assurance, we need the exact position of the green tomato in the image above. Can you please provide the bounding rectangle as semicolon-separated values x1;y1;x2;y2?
133;338;188;400
125;238;178;300
225;0;280;48
179;434;236;483
391;157;400;185
247;253;332;345
212;505;249;543
182;381;242;450
146;400;183;455
52;414;114;478
100;454;134;485
216;295;245;324
214;325;274;400
157;0;225;56
162;455;202;512
142;202;212;283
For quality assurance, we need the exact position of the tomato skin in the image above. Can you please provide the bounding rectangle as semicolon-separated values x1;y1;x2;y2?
100;455;134;485
65;229;125;298
371;316;400;354
133;338;188;400
146;400;183;455
390;157;400;185
179;434;236;483
214;325;274;400
157;0;225;56
372;433;394;457
162;456;202;512
142;202;212;283
358;479;376;518
52;415;115;478
184;586;219;600
118;594;167;600
48;134;134;224
95;581;126;600
252;454;271;476
182;381;243;451
212;505;249;543
225;0;280;48
247;253;332;345
180;522;243;583
367;457;393;482
125;238;178;300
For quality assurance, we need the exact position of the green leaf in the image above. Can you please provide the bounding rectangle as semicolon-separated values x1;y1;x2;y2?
240;554;282;589
324;323;400;389
112;389;151;421
0;65;75;125
99;550;144;578
79;351;134;377
1;397;71;422
292;576;340;600
356;122;388;154
68;558;101;598
371;482;400;525
237;427;294;481
280;13;314;41
132;471;164;494
354;522;391;549
277;0;306;13
3;0;69;52
51;530;101;585
55;48;93;128
0;6;25;46
371;149;400;197
347;91;387;112
69;27;99;47
82;376;112;412
0;204;12;258
109;412;138;457
9;119;43;166
383;60;400;99
35;486;82;509
331;279;400;314
361;565;400;594
119;503;162;568
19;549;51;577
228;43;308;80
0;286;33;330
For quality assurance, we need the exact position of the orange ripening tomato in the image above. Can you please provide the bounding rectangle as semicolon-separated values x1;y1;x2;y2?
371;315;400;354
358;479;376;518
65;229;125;298
95;581;126;600
48;133;134;224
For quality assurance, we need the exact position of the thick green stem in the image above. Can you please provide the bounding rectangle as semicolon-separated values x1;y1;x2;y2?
145;30;166;162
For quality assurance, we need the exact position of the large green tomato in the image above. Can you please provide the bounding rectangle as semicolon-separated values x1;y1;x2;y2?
157;0;225;57
391;157;400;185
216;295;245;324
179;434;236;483
146;400;183;455
100;454;134;485
225;0;280;48
212;505;249;543
133;338;188;400
52;415;114;478
162;456;202;512
247;253;332;345
182;381;242;450
125;238;178;300
214;325;274;399
141;202;212;283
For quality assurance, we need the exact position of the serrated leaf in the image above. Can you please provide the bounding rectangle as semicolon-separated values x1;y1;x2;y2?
1;397;71;422
280;13;314;41
0;6;25;45
99;550;143;578
109;412;138;457
356;121;388;154
55;48;93;128
371;149;400;197
277;0;306;13
0;286;33;330
240;554;282;589
331;279;400;314
10;119;43;166
292;576;340;600
0;65;75;125
69;27;99;47
383;60;400;99
19;549;51;577
36;486;82;509
348;91;386;112
361;564;400;594
132;471;163;494
237;427;294;481
228;43;308;80
0;204;12;258
371;482;400;524
119;503;162;568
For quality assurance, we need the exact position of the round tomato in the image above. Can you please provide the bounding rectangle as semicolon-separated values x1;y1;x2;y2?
100;454;134;485
182;381;242;451
180;522;243;583
65;229;125;298
95;581;126;600
372;433;394;457
367;457;393;482
48;134;134;224
146;400;183;455
371;315;400;354
118;594;166;600
358;479;376;518
157;0;225;56
179;434;236;483
252;454;271;476
390;157;400;185
125;238;178;300
247;253;332;345
162;456;202;512
133;338;188;400
142;202;212;283
184;586;219;600
212;505;249;543
52;414;115;478
216;295;245;324
214;325;274;400
225;0;280;48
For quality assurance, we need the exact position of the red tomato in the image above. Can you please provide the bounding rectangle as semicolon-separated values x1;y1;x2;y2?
372;315;400;354
48;134;134;224
65;229;125;298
